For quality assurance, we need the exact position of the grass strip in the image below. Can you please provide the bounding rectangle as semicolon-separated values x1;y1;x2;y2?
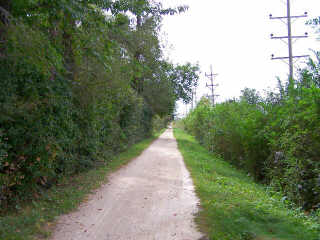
0;130;164;240
174;127;320;240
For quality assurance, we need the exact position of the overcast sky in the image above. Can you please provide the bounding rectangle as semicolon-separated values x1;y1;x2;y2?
161;0;320;117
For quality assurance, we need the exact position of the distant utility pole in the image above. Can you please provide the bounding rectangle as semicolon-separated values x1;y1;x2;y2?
270;0;309;80
191;90;194;109
193;87;197;107
205;65;219;105
191;87;197;109
185;104;188;117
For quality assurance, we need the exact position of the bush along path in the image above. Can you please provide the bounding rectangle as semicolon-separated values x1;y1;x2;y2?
0;131;164;240
0;0;199;212
174;127;320;240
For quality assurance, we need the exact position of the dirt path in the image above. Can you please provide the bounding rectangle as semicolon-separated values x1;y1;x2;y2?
51;129;203;240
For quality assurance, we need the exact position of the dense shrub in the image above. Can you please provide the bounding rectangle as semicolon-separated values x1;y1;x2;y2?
0;56;158;205
183;73;320;210
184;96;269;181
0;1;199;208
264;86;320;209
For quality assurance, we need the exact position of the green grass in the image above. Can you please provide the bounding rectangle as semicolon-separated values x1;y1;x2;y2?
174;128;320;240
0;131;164;240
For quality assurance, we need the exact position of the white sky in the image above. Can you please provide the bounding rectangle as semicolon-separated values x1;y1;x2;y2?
160;0;320;117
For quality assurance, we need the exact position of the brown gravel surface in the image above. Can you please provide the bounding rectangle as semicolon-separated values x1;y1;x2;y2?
50;128;203;240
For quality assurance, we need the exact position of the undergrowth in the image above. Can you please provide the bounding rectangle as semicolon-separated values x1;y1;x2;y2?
174;127;320;240
182;82;320;210
0;130;164;240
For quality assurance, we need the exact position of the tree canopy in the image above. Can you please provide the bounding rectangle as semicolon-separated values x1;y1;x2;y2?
0;0;199;207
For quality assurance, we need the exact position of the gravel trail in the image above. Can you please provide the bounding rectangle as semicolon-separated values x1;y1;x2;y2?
51;128;203;240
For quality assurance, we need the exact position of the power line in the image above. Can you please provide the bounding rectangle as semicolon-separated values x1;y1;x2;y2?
205;65;219;105
269;0;309;81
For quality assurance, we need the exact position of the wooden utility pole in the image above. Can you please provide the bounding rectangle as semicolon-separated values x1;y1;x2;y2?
191;91;194;110
193;87;197;108
185;104;188;117
191;87;197;109
205;65;219;105
270;0;309;81
287;0;293;80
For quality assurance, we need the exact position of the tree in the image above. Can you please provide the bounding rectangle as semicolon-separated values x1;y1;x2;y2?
171;62;200;104
112;0;188;93
0;0;201;208
240;88;261;105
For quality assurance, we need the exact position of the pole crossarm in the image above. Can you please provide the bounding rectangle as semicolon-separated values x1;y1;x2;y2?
205;73;218;78
269;12;308;20
206;83;219;87
271;55;310;60
271;34;308;40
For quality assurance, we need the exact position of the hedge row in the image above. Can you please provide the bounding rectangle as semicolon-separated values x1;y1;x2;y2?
183;69;320;210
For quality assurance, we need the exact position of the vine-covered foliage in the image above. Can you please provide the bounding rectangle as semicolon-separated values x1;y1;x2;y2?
183;59;320;210
0;0;199;208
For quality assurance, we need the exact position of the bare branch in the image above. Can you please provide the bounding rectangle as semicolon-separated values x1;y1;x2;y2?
0;6;11;25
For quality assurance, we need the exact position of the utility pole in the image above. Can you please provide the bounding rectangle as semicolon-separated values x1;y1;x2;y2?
191;87;197;109
193;87;197;108
287;0;293;80
191;91;194;110
270;0;309;81
205;65;219;105
185;104;188;117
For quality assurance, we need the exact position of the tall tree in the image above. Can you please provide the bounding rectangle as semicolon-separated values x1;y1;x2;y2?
111;0;188;93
